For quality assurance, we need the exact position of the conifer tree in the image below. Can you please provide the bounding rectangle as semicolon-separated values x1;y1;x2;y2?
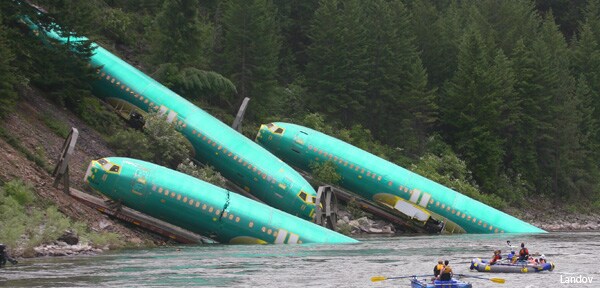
572;24;600;147
508;39;543;190
362;0;435;155
442;27;509;190
305;0;369;123
273;0;319;82
528;12;580;196
0;16;18;119
217;0;281;118
150;0;236;106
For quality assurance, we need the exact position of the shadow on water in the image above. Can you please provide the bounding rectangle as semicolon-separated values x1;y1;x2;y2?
1;231;599;287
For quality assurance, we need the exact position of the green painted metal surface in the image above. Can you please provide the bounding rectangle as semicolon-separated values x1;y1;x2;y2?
24;19;318;220
256;123;546;234
85;157;357;244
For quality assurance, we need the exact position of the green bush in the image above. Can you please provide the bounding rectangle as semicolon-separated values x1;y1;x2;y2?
75;96;123;135
411;153;508;210
144;113;191;168
345;198;370;219
82;231;125;249
41;113;70;138
2;179;34;205
335;223;353;236
177;158;226;187
0;127;51;172
309;160;342;185
0;193;27;248
0;179;129;255
107;112;192;168
108;128;153;161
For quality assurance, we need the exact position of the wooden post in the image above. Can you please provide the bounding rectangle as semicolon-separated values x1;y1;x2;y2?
232;97;250;132
52;128;79;194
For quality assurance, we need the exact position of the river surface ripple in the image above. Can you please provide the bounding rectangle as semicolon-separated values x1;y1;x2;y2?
1;231;598;287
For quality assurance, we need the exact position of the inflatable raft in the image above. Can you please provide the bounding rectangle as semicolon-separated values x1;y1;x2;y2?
410;277;472;288
470;258;555;273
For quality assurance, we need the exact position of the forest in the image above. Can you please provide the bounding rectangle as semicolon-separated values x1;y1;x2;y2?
1;0;599;212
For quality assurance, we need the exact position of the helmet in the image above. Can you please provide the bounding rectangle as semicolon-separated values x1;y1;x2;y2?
540;254;546;259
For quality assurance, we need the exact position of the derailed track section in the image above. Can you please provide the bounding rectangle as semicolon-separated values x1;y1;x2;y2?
69;188;213;244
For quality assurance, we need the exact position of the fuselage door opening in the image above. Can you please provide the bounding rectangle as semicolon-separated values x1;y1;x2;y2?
130;168;150;208
292;131;308;154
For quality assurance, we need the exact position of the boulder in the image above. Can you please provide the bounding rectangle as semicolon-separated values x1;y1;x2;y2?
58;230;79;245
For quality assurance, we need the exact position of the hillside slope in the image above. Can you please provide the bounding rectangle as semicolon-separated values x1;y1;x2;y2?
0;87;161;249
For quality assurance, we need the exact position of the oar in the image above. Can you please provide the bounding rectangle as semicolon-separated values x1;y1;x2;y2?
371;274;432;282
457;274;505;284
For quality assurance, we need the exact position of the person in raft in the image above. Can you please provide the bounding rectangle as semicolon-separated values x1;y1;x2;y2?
438;260;453;281
433;259;445;280
490;250;502;265
517;243;530;262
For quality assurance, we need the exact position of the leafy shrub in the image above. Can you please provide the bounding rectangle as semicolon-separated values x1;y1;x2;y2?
335;223;353;236
2;179;34;205
0;179;129;255
108;128;153;161
177;158;226;187
345;198;370;219
82;231;124;249
411;153;507;210
75;96;123;135
41;113;70;138
309;160;341;185
108;112;191;168
143;113;191;168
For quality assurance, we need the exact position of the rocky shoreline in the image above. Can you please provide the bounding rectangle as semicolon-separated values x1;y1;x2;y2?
5;209;598;260
33;242;106;257
524;213;600;232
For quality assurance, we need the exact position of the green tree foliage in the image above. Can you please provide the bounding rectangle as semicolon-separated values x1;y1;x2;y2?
0;15;19;119
441;27;510;191
217;0;281;118
410;153;506;209
150;0;212;66
176;158;227;187
109;112;191;168
153;63;237;106
108;128;153;161
0;179;125;253
273;0;320;82
148;0;236;106
309;160;341;185
361;0;436;156
535;0;586;40
6;0;600;209
572;23;600;146
305;0;368;123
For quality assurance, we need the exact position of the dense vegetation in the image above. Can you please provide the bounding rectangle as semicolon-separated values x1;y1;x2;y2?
1;0;600;211
0;180;125;256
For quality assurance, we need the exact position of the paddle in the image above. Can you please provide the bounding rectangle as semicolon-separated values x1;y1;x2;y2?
457;274;505;284
371;274;432;282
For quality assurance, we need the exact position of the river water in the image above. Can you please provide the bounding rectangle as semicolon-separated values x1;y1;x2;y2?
1;231;598;287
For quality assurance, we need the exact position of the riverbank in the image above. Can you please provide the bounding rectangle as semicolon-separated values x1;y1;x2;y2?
511;197;600;232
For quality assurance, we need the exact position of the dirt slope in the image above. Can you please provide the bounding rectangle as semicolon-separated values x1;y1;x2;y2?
0;87;161;246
